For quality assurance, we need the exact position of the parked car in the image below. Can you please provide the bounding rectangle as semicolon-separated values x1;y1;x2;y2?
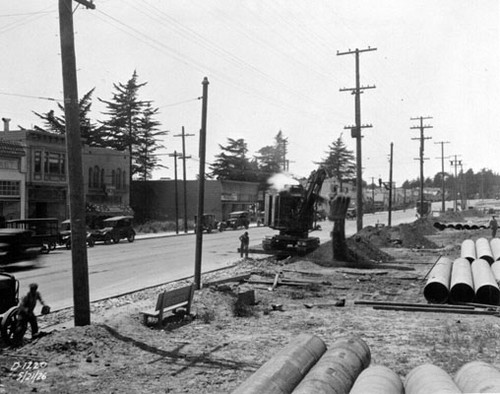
92;216;136;244
194;214;219;233
5;218;59;253
221;211;250;231
58;220;95;249
0;228;41;265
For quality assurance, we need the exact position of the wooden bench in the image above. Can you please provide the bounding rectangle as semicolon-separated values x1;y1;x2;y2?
140;283;195;326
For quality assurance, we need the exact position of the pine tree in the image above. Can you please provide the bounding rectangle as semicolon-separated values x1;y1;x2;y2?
135;103;166;181
255;130;289;179
209;138;257;181
33;88;106;146
319;134;356;190
98;71;162;183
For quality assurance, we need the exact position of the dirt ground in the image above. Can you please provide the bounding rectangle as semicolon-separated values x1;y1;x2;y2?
2;214;500;393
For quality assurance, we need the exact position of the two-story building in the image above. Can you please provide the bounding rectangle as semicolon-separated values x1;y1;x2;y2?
1;126;130;222
0;138;26;221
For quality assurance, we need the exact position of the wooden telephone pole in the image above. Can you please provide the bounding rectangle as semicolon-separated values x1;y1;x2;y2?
58;0;95;326
435;141;450;212
338;47;376;232
411;116;433;217
174;127;194;233
194;78;209;290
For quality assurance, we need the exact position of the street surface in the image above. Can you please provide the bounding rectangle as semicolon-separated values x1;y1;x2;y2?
7;208;418;311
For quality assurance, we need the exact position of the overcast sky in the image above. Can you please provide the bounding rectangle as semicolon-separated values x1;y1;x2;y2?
1;0;499;185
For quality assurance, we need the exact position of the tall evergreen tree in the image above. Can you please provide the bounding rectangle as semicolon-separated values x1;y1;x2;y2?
255;130;289;179
318;134;356;189
135;102;166;181
98;71;162;183
33;88;106;146
209;138;257;181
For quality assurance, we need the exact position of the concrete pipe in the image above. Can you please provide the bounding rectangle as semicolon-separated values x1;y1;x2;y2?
476;237;494;264
454;361;500;393
423;256;452;304
232;334;326;394
433;222;446;231
449;257;475;304
404;363;460;394
491;238;500;261
491;261;500;284
471;258;500;305
292;336;370;394
460;239;476;263
349;365;404;394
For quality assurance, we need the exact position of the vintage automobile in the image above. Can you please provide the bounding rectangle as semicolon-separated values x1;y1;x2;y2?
58;220;96;249
5;218;59;253
194;214;219;233
220;211;250;231
0;228;41;265
92;216;136;244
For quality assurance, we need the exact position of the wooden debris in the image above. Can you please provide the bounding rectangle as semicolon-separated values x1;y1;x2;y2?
372;305;498;316
304;299;345;309
203;273;252;287
354;300;475;310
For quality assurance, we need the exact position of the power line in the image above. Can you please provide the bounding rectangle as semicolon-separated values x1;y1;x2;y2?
0;91;61;102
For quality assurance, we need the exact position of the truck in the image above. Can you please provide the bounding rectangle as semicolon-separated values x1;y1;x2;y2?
262;168;327;255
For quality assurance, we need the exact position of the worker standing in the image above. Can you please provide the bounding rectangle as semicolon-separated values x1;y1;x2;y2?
490;216;498;238
239;231;249;259
17;283;48;339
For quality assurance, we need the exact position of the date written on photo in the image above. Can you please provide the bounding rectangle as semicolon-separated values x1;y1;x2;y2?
9;360;48;383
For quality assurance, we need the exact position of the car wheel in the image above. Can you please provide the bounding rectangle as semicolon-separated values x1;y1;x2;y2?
207;226;212;233
65;240;71;250
127;233;135;243
87;237;95;248
104;234;112;245
112;236;120;244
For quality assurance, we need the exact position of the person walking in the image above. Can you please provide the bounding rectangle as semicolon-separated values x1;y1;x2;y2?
239;231;250;259
490;216;498;238
17;283;47;339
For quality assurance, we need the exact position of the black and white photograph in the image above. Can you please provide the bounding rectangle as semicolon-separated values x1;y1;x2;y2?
1;0;500;392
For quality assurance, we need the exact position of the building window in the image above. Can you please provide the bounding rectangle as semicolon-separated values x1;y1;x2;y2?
0;181;20;197
89;167;93;188
111;170;115;186
116;168;121;189
93;166;99;188
34;151;42;174
122;171;126;188
101;169;105;188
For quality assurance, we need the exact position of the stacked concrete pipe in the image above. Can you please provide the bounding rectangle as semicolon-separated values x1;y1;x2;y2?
423;257;453;304
476;237;494;264
349;365;404;394
232;333;326;394
471;258;500;305
292;336;370;394
491;238;500;261
455;361;500;393
460;239;476;262
404;364;460;394
449;257;475;304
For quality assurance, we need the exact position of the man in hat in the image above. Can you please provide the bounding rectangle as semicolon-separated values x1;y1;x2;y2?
490;216;498;238
17;283;47;339
239;231;250;259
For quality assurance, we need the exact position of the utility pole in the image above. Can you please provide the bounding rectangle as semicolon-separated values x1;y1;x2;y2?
459;161;467;210
194;77;209;290
58;0;95;326
371;177;375;210
434;141;450;212
168;151;181;234
388;142;393;226
174;126;194;233
410;116;433;217
450;155;461;212
338;47;377;232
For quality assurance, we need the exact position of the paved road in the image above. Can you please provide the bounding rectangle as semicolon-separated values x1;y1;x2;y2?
5;208;417;311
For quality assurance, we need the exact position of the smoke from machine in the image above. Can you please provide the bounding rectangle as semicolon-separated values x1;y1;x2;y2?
268;172;300;192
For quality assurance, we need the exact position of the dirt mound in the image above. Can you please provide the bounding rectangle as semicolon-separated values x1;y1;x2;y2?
436;210;465;222
357;219;438;249
305;237;394;268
